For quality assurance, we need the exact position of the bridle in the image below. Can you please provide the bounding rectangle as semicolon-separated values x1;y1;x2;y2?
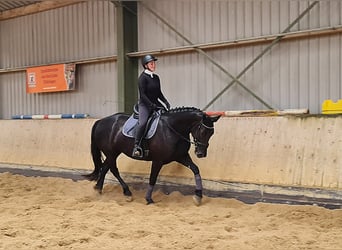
166;120;213;148
192;122;214;148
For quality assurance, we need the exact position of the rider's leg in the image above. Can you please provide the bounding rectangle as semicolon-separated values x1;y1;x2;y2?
132;104;149;157
133;125;145;156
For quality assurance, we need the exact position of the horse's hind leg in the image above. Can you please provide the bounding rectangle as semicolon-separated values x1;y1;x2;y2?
177;154;203;206
94;158;111;193
109;161;132;201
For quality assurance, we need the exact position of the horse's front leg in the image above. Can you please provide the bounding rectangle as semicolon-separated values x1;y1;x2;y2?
177;154;203;206
145;161;163;205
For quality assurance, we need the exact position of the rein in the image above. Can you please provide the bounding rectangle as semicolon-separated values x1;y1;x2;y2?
165;122;195;145
165;120;213;147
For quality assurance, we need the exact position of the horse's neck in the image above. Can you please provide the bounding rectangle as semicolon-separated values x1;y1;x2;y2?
165;111;201;134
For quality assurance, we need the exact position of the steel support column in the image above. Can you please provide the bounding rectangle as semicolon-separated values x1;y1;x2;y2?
113;1;138;113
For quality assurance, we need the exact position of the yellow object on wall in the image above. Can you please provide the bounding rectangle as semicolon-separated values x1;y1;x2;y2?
322;99;342;114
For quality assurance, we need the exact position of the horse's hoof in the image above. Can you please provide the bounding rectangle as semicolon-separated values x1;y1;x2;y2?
146;198;154;205
193;195;202;206
125;196;133;202
93;185;102;194
123;189;132;197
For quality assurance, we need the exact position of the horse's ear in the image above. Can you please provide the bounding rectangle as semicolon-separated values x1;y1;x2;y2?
210;115;221;123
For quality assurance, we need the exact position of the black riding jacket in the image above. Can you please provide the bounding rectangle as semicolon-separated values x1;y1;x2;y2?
138;70;168;109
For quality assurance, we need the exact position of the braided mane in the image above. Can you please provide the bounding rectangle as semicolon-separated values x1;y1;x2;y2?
167;106;202;114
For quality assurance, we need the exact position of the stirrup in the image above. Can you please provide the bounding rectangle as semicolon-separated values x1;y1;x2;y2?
132;145;143;158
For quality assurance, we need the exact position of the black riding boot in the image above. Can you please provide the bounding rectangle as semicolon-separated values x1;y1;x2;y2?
132;125;145;158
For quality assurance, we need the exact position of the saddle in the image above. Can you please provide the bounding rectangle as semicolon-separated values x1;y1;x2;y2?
122;105;161;140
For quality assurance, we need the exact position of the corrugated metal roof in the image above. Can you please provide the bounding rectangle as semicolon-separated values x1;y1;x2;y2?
0;1;40;12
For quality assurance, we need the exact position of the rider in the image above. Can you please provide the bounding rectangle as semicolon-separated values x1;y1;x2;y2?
132;54;171;158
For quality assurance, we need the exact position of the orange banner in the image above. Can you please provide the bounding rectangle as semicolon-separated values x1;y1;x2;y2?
26;64;75;93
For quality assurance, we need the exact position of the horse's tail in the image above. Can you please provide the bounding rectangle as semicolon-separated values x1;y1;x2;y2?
83;120;103;181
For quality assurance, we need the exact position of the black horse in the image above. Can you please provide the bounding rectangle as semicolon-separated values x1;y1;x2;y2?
85;107;220;205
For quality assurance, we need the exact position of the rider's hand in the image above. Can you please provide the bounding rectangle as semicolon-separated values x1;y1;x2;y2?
165;101;171;110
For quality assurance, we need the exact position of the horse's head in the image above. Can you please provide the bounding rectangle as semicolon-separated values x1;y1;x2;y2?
191;113;220;158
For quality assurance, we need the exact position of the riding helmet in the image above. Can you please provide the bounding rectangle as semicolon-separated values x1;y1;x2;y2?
141;54;158;68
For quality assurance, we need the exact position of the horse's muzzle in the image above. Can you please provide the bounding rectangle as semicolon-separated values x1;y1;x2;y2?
195;149;207;158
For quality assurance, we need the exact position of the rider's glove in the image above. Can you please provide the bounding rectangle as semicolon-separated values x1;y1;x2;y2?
165;101;171;110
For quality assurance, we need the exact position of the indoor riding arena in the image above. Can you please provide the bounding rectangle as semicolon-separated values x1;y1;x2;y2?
0;1;342;249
